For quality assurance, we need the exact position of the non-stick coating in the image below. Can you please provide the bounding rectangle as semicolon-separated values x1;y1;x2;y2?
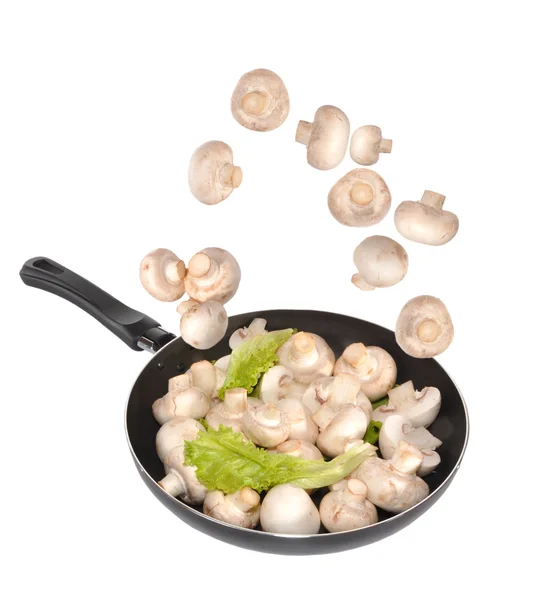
125;310;469;555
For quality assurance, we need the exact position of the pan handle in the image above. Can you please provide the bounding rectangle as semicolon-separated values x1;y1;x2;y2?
19;257;176;353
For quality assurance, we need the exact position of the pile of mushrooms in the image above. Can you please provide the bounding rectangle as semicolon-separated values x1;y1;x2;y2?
153;320;444;535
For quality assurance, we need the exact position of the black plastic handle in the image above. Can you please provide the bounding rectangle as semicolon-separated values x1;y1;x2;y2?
20;257;176;353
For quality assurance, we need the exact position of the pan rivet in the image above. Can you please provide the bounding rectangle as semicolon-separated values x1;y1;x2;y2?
176;363;186;373
157;362;165;370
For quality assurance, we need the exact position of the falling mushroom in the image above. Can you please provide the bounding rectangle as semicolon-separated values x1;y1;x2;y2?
320;479;378;532
203;487;261;529
350;125;392;166
351;235;409;291
139;248;186;302
277;332;336;384
185;247;241;305
179;300;229;350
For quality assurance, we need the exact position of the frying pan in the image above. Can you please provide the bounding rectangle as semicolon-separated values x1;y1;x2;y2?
20;256;469;555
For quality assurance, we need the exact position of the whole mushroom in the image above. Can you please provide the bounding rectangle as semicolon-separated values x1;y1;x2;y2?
259;365;306;405
242;403;290;448
231;68;290;132
152;386;211;425
296;105;350;170
394;191;459;246
350;125;392;166
320;479;378;532
139;248;186;302
189;360;218;398
273;439;323;461
303;374;372;421
229;318;267;350
185;247;241;305
260;484;321;534
328;168;391;227
167;372;193;394
314;405;369;458
206;388;249;433
203;487;261;529
159;444;207;505
396;295;454;358
278;398;319;445
155;416;205;463
277;332;336;384
188;141;242;205
178;300;229;350
351;235;409;291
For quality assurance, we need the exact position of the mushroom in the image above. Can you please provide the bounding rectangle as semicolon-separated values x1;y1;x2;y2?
328;168;392;227
295;105;350;170
418;449;442;477
203;487;261;529
278;398;318;444
242;403;290;448
189;360;218;398
159;444;207;505
231;68;290;132
314;405;369;458
155;416;205;463
273;439;324;461
214;354;231;372
139;248;186;302
320;479;378;532
396;295;454;358
179;300;228;350
260;484;321;534
188;141;242;205
277;332;336;384
351;235;408;291
350;125;392;166
334;343;397;401
168;372;193;394
379;414;442;461
394;191;459;246
206;388;249;433
355;440;429;513
303;374;372;421
259;365;306;405
185;247;241;305
229;318;267;350
152;386;211;425
386;380;442;428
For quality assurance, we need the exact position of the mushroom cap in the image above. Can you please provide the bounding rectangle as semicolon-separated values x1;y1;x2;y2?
229;318;267;350
350;125;385;166
168;372;193;393
353;235;409;288
260;484;321;534
379;414;442;460
275;439;324;461
203;487;261;529
185;247;241;305
302;376;333;414
278;398;319;445
231;68;290;132
214;354;231;372
180;300;228;350
394;197;459;246
319;479;378;532
139;248;186;302
160;445;207;505
395;295;454;358
242;403;290;448
155;416;205;462
188;141;241;205
259;365;295;405
277;332;336;384
417;449;441;477
152;386;211;425
328;168;392;227
315;405;369;458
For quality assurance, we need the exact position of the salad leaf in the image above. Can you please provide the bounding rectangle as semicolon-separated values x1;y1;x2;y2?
184;425;377;494
363;420;383;444
217;328;294;399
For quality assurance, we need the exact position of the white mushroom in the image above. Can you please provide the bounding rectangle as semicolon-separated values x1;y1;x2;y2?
214;354;231;372
152;386;211;425
203;487;261;529
260;484;321;534
206;388;249;433
231;68;290;132
320;479;378;532
273;439;324;461
189;360;218;398
371;404;398;424
139;248;186;302
351;235;408;291
303;374;372;421
242;403;290;448
350;125;392;166
229;318;267;350
179;300;228;350
168;372;193;393
328;168;391;227
278;398;318;445
334;343;397;401
394;191;459;246
355;440;429;513
188;141;242;205
386;380;442;428
277;332;335;384
159;444;207;505
259;365;306;405
185;247;241;305
155;416;205;463
396;295;454;358
379;414;442;461
314;405;368;458
296;105;350;170
418;449;442;477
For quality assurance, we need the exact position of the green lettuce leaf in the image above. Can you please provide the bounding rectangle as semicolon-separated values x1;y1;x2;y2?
363;420;383;444
217;329;294;399
184;425;377;494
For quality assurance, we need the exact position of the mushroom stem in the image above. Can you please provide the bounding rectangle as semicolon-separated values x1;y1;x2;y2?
390;441;423;475
158;472;186;497
295;120;313;145
420;190;446;210
290;333;318;363
163;260;186;284
351;273;376;291
188;253;220;283
379;138;393;153
219;163;243;189
241;91;267;115
342;478;368;504
235;487;261;511
224;388;248;414
417;319;441;343
177;299;199;315
342;343;378;378
350;181;375;206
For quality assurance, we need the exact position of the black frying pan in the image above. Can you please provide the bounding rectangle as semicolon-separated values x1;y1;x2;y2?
20;256;469;555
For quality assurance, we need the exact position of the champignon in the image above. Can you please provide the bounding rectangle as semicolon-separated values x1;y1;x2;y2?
168;372;193;393
203;487;261;529
274;439;324;461
320;478;378;532
328;168;392;227
396;295;454;358
296;105;350;170
206;388;249;433
277;332;336;384
260;484;321;534
334;343;397;401
152;386;211;425
259;365;306;405
179;300;228;350
159;444;207;505
278;398;318;444
394;191;459;246
387;380;442;428
155;416;205;462
350;125;392;166
139;248;186;302
188;141;242;205
418;449;442;477
214;354;231;372
242;403;290;448
351;235;408;291
355;440;429;513
185;247;241;305
229;318;267;350
231;68;290;132
303;374;373;421
189;360;218;398
314;405;368;458
379;414;442;461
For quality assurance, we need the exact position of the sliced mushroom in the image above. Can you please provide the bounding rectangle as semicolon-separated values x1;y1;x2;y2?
352;235;408;291
396;295;454;358
206;388;249;433
350;125;392;166
139;248;186;302
152;386;211;425
277;332;335;384
260;484;321;534
229;318;267;350
320;478;378;532
203;487;261;529
379;414;442;461
387;380;441;428
185;247;241;305
314;405;368;458
296;105;350;170
179;300;228;350
418;449;441;477
155;416;205;462
278;398;318;444
242;403;290;448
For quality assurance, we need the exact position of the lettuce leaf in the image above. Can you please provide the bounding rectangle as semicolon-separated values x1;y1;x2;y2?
184;425;377;494
217;328;294;399
363;420;383;444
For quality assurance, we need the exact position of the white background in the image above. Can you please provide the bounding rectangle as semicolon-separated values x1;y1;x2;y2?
1;1;534;598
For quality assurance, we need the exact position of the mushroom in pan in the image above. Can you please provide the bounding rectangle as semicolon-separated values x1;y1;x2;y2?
206;388;249;433
328;168;391;227
139;248;186;302
418;449;442;477
355;440;429;513
229;318;267;350
394;191;459;246
242;403;290;448
303;374;372;421
296;105;350;170
350;125;392;166
185;247;241;305
167;372;193;394
277;332;335;384
188;141;242;205
314;405;368;458
396;295;454;358
178;300;229;350
381;380;442;428
203;487;261;529
351;235;408;291
334;343;397;401
214;354;231;372
155;416;205;463
152;385;211;425
379;414;442;462
320;478;378;532
160;444;208;505
273;439;324;461
259;365;306;405
231;68;290;132
260;484;321;534
278;398;319;444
